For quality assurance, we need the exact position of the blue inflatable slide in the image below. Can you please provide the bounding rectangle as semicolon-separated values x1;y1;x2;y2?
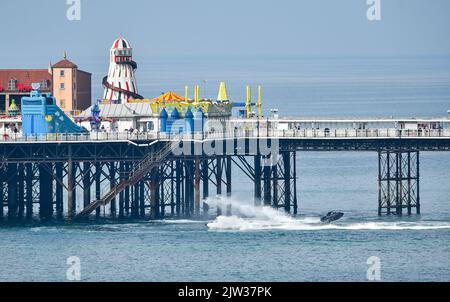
21;88;87;135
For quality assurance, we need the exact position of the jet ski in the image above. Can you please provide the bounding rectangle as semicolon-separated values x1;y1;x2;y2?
320;211;344;223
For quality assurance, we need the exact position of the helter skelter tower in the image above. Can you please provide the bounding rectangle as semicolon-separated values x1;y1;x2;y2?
103;38;143;103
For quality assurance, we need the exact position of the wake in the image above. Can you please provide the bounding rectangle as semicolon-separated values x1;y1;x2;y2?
205;196;450;231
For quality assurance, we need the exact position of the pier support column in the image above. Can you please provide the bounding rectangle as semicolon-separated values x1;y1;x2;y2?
283;152;292;213
184;160;194;217
67;157;77;219
39;163;53;220
378;150;420;216
226;156;232;216
83;162;91;212
261;150;298;214
272;161;278;208
0;167;4;219
159;170;166;219
132;182;139;219
95;162;101;219
7;163;18;220
119;162;125;219
263;159;271;206
139;180;145;218
149;167;158;220
395;152;403;216
55;163;63;219
292;152;298;215
194;157;201;217
169;161;175;217
109;162;116;218
215;158;223;216
124;162;130;216
18;164;25;219
202;159;209;216
175;160;182;217
254;155;262;206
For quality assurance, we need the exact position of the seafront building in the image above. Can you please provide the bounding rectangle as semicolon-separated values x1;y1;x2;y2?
51;54;92;116
0;54;91;116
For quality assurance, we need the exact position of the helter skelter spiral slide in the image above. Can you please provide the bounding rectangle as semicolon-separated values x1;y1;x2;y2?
103;38;144;103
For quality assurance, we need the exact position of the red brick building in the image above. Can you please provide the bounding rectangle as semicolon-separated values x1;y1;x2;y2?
0;69;52;114
0;55;91;115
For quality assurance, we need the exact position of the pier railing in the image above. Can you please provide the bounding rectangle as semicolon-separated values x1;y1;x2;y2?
1;128;450;143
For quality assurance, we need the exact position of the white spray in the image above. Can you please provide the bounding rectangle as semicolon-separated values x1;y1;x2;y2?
205;196;450;231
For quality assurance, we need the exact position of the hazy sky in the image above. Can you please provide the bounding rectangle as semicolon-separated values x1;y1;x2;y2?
1;0;450;66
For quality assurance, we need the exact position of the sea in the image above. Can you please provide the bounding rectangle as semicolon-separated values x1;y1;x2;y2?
1;55;450;281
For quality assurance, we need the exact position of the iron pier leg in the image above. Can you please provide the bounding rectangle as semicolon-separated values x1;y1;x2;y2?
378;150;420;216
216;158;222;216
194;157;201;217
109;162;116;218
7;163;18;220
283;152;291;213
396;152;403;216
67;159;76;219
386;151;391;215
293;151;298;215
18;164;25;219
159;170;165;218
55;163;63;219
190;161;195;217
119;162;125;219
0;166;4;219
83;162;91;213
226;156;232;216
133;181;139;219
150;167;158;220
378;151;382;216
263;159;271;206
170;161;175;217
272;160;278;209
156;172;161;219
175;160;182;217
181;163;185;216
407;152;412;215
254;155;262;206
95;162;101;219
184;160;194;218
202;159;209;216
39;163;53;220
416;152;420;214
139;180;145;218
124;162;130;216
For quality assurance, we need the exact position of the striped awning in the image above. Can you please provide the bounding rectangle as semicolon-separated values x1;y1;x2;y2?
152;91;186;103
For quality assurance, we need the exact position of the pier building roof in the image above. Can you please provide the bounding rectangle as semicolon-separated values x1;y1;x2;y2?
77;103;153;119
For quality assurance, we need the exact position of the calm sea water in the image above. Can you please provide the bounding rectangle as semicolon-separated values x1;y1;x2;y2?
1;56;450;281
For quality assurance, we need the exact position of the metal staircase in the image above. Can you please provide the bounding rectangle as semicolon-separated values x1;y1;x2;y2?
74;142;172;219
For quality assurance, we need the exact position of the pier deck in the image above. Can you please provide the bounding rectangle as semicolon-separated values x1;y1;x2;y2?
1;117;450;221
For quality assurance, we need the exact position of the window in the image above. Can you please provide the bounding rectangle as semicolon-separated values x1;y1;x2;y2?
8;79;17;91
60;99;66;108
60;83;65;90
60;70;65;77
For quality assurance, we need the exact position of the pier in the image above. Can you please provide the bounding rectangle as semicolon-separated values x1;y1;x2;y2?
1;117;450;221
